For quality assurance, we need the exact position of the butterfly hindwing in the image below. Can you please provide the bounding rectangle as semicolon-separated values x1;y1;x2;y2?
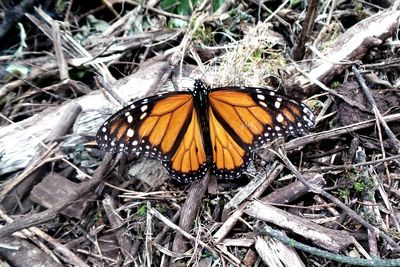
208;106;251;179
163;108;208;183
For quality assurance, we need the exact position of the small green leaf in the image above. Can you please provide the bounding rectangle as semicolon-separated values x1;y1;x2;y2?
338;188;350;199
55;0;69;13
289;0;302;7
136;204;147;217
354;182;365;192
331;81;342;89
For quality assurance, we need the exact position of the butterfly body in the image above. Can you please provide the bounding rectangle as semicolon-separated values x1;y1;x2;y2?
191;81;213;164
96;80;315;183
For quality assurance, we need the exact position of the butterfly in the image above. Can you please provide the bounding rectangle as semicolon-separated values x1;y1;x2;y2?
96;79;315;184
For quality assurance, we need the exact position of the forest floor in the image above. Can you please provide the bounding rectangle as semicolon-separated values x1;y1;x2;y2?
1;0;400;266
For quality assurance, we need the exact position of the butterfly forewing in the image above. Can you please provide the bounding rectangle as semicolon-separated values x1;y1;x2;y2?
208;87;314;149
96;92;194;160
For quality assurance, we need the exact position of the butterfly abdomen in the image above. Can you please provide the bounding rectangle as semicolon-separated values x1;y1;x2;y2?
192;79;213;164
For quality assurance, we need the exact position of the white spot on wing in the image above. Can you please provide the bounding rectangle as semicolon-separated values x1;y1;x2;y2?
127;115;133;123
141;105;148;112
276;114;284;122
140;112;147;120
127;129;134;137
257;94;265;100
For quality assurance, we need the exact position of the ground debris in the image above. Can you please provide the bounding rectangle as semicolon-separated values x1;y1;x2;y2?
1;1;400;267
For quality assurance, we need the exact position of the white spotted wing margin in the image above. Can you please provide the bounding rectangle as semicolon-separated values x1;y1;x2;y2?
96;91;195;160
209;86;315;149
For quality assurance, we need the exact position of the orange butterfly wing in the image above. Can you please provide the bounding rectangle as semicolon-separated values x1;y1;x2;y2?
164;107;208;183
96;92;207;183
208;87;315;179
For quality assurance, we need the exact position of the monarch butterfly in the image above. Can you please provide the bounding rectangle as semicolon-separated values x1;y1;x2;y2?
96;79;315;183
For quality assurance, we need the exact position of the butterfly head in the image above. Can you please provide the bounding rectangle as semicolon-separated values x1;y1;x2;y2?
191;79;210;106
193;79;210;95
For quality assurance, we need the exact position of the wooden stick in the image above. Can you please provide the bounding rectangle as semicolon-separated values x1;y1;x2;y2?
0;153;113;238
276;148;400;250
